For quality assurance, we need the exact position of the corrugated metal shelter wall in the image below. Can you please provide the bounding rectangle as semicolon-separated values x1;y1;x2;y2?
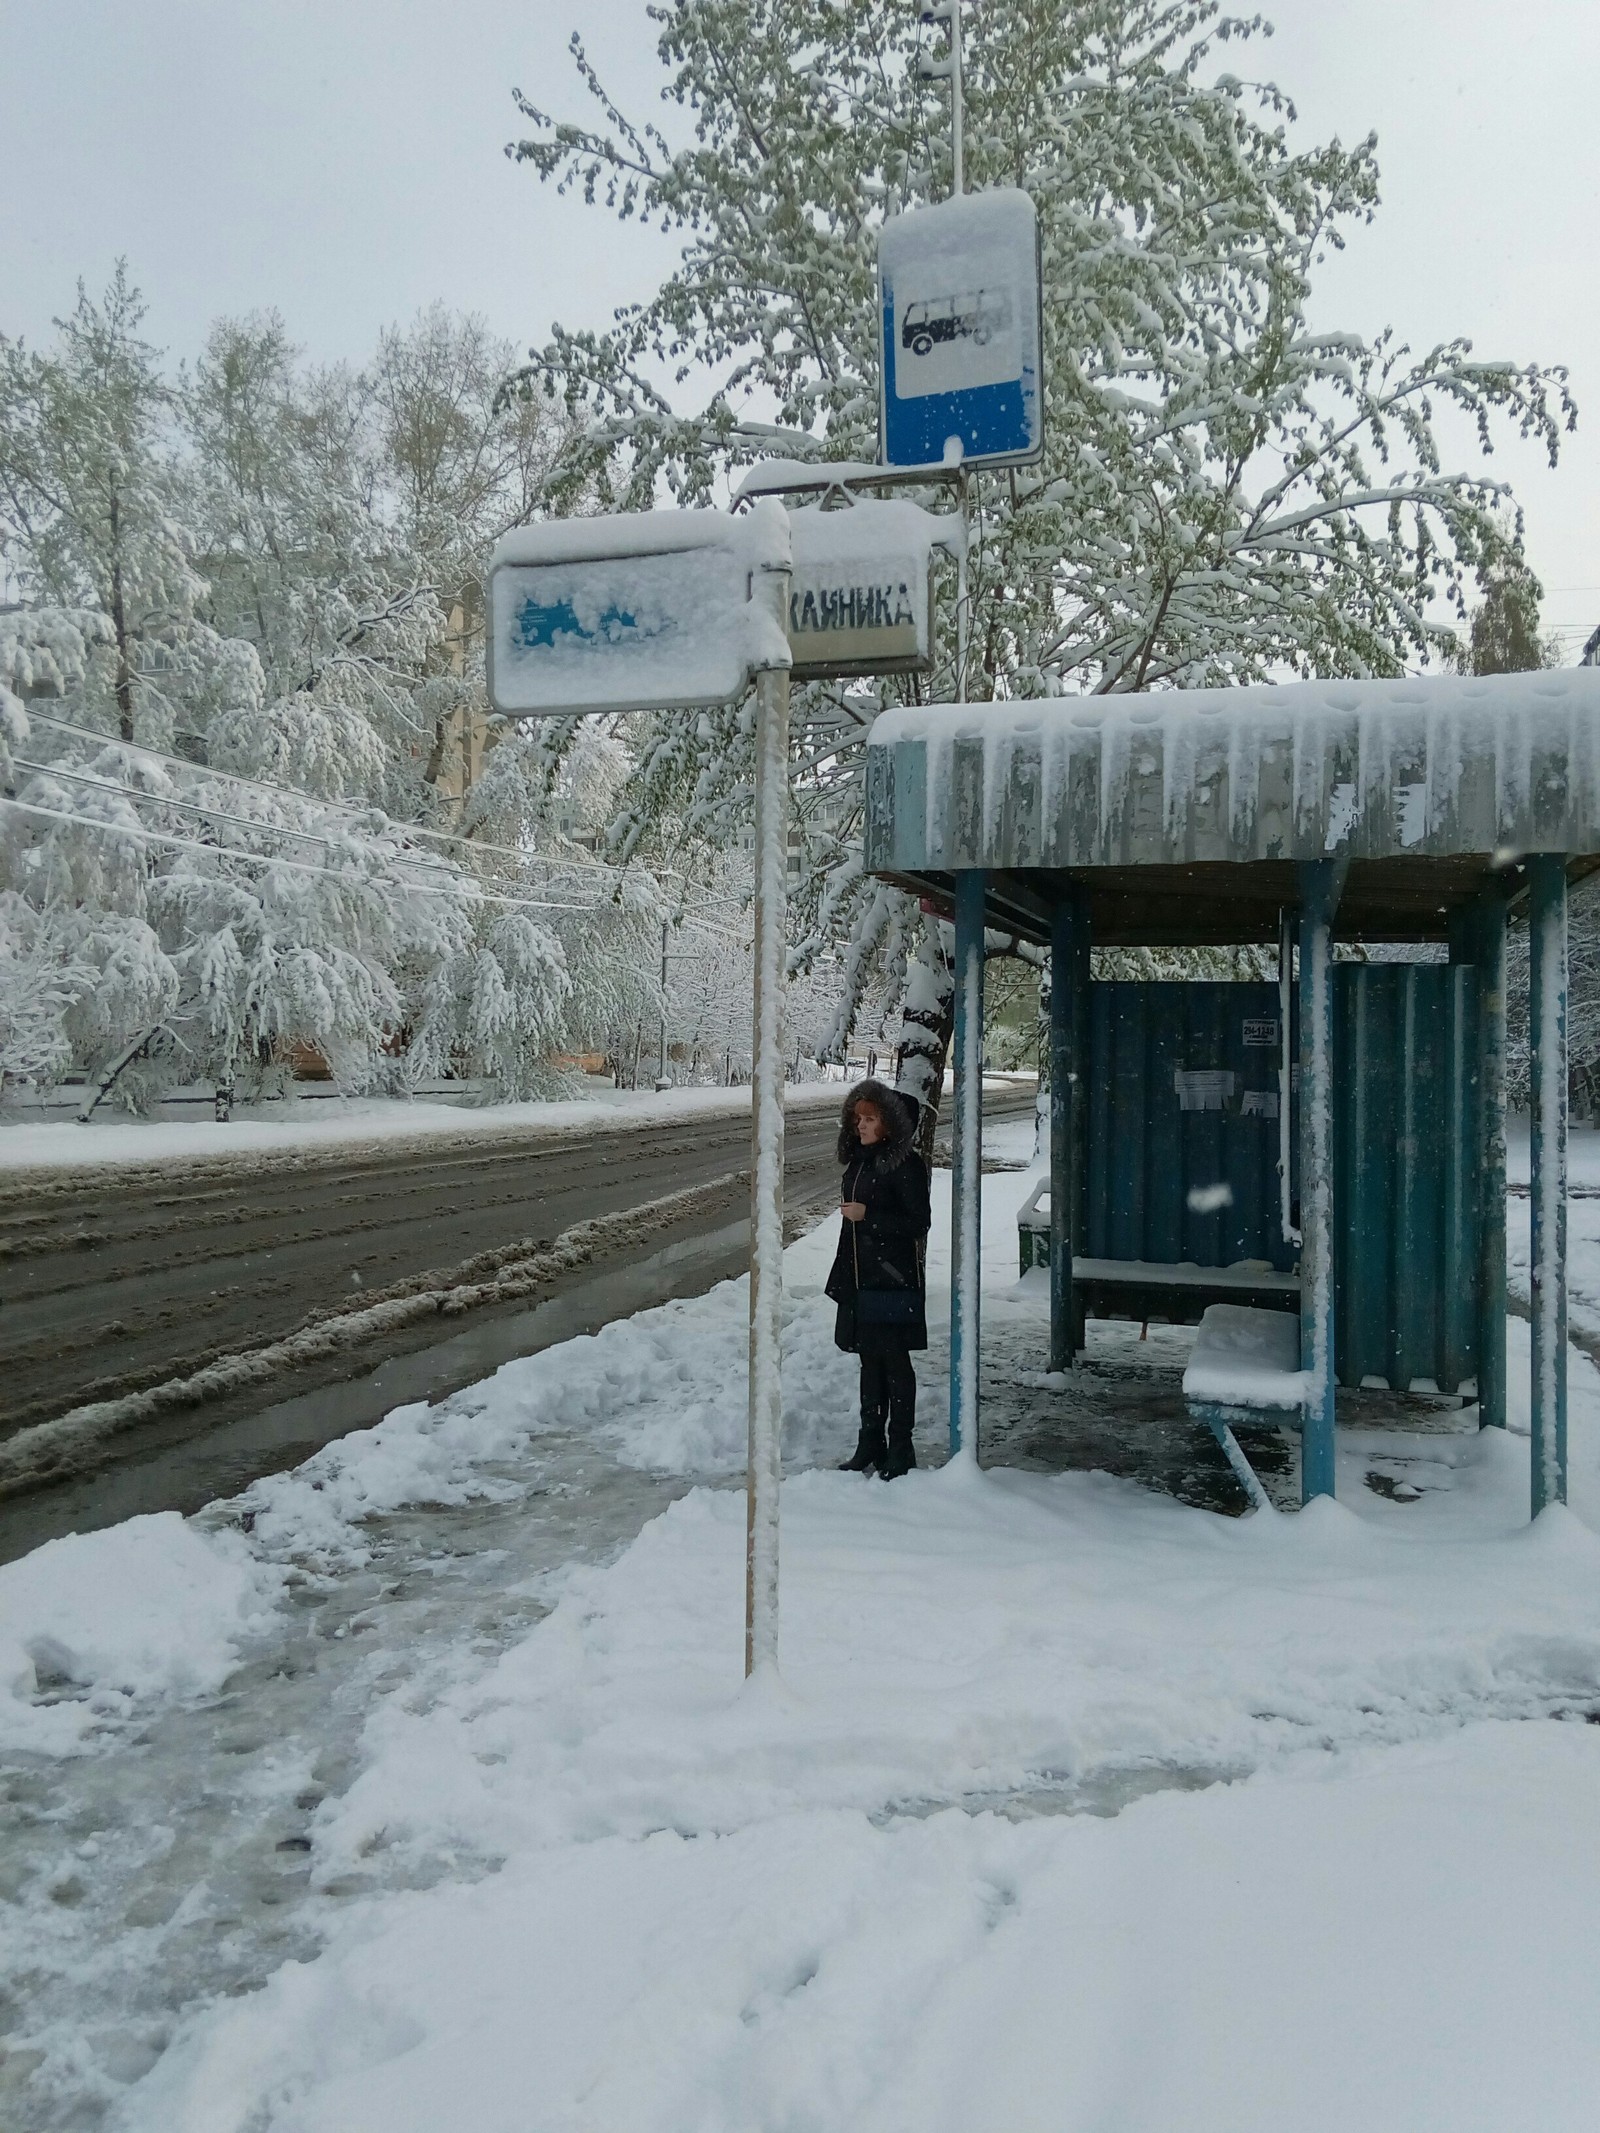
1085;983;1295;1273
1333;964;1481;1395
1083;972;1482;1391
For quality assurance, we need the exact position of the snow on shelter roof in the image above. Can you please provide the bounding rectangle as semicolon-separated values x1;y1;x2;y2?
864;670;1600;944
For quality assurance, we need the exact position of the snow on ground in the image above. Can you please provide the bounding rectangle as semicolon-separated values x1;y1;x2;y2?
1508;1122;1600;1338
0;1515;283;1756
0;1078;851;1174
0;1074;1034;1175
7;1107;1600;2129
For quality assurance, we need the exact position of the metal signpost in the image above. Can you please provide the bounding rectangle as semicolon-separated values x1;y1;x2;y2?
487;502;792;1677
479;3;1052;1652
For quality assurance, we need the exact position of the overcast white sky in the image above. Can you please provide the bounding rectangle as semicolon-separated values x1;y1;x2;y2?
3;0;1596;650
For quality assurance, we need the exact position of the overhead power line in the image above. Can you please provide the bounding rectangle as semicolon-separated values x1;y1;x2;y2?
0;797;593;915
12;756;453;869
20;710;665;884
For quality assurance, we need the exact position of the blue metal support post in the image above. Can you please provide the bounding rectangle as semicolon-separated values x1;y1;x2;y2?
1297;861;1343;1502
1475;886;1509;1431
1048;887;1085;1371
950;869;987;1460
1529;855;1569;1512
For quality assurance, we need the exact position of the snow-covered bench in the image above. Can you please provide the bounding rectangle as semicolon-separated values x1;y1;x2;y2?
1016;1182;1300;1324
1182;1304;1307;1513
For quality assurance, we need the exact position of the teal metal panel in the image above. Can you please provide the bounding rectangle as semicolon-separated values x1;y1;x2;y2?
1393;967;1442;1386
1084;982;1293;1272
1331;963;1481;1396
1336;967;1397;1387
1475;893;1509;1427
1080;968;1482;1389
1442;965;1480;1391
1147;985;1187;1260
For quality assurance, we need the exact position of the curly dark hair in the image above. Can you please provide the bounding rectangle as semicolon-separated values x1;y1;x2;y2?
836;1078;918;1165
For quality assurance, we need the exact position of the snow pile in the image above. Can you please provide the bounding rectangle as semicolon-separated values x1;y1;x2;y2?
289;1442;1600;1879
1183;1302;1307;1410
120;1448;1600;2132
0;1513;282;1755
238;1213;858;1567
122;1719;1600;2133
0;1078;845;1175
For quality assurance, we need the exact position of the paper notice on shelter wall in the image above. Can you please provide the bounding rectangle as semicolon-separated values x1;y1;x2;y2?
1173;1069;1238;1113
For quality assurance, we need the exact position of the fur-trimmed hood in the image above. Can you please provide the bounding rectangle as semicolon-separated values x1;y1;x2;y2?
836;1078;918;1166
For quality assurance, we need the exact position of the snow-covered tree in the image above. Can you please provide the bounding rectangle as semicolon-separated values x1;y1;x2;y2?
2;283;590;1109
508;0;1576;1113
1446;561;1562;677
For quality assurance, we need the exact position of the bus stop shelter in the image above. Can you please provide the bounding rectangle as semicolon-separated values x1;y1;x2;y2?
863;668;1600;1516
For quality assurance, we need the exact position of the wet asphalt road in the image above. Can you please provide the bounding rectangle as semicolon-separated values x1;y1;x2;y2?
0;1089;1036;1545
0;1102;845;1440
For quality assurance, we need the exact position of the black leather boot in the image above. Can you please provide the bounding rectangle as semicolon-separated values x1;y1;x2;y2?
839;1423;887;1473
879;1423;917;1481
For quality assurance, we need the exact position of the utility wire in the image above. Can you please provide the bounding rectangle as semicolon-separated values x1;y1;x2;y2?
13;756;450;868
1;797;594;914
21;710;674;884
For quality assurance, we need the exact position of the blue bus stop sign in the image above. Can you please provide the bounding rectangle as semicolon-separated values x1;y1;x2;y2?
878;187;1043;471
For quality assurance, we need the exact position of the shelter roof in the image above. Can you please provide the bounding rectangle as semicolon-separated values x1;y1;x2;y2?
863;669;1600;946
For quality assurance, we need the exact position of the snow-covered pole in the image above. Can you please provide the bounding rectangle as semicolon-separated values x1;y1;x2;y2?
1048;887;1085;1371
1297;860;1343;1502
1528;853;1568;1515
746;559;791;1677
920;0;968;694
1277;908;1300;1248
1475;885;1509;1431
955;472;970;700
949;866;986;1460
658;921;670;1086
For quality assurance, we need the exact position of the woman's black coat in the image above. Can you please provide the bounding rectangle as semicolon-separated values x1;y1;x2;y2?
824;1081;933;1354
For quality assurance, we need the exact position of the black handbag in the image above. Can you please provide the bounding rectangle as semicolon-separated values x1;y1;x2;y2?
855;1286;923;1326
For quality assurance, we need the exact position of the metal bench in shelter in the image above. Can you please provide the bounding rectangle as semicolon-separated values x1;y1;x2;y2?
864;667;1600;1513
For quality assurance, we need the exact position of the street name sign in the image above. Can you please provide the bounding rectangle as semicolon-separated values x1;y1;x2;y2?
786;496;956;679
486;505;790;719
878;187;1043;471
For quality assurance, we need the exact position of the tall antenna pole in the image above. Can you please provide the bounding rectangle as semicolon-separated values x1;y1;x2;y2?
921;0;972;198
949;0;964;197
921;1;969;694
919;0;964;200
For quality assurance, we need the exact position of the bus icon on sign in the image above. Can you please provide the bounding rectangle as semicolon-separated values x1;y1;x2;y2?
901;289;1012;358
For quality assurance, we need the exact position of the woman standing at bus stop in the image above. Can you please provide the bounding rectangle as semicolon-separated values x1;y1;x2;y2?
826;1080;932;1479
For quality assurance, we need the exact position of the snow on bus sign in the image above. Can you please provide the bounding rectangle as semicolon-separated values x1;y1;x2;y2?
486;504;791;719
878;187;1043;470
785;497;955;678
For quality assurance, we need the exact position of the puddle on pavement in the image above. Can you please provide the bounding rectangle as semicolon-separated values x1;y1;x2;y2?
876;1761;1237;1828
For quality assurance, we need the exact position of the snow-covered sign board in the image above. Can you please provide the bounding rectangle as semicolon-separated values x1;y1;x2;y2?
878;188;1044;471
486;505;791;719
785;497;956;679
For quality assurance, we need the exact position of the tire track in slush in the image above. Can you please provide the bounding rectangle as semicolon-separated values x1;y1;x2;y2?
0;1105;846;1438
